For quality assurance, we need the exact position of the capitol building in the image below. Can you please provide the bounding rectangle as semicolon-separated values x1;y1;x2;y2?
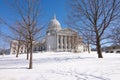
34;15;90;52
10;15;90;54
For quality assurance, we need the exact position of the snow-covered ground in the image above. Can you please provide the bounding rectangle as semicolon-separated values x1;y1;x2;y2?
0;52;120;80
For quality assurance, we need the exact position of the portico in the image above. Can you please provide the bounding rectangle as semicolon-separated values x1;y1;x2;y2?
56;30;77;52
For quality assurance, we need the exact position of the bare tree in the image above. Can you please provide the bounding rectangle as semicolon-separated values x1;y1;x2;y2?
73;34;79;53
67;0;120;58
13;24;24;57
110;26;120;45
13;0;43;69
0;20;26;57
80;30;93;53
0;0;43;69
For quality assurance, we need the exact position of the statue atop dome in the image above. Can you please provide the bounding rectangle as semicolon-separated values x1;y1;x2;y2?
53;14;56;19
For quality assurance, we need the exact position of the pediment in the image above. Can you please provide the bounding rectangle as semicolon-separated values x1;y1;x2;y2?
57;28;77;35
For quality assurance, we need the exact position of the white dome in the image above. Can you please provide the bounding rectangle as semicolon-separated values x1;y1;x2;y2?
47;15;61;31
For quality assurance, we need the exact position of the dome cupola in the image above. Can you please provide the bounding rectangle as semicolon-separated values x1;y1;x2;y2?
47;15;62;32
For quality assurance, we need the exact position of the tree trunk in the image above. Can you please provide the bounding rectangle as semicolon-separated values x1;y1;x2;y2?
29;40;33;69
16;48;19;57
96;38;103;58
87;42;90;53
16;41;20;57
26;43;29;60
26;49;29;60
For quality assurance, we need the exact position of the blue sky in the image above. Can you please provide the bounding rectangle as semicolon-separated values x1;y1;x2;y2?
0;0;67;29
0;0;67;48
41;0;67;27
0;0;67;27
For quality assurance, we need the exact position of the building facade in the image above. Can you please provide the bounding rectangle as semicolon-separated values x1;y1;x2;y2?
34;15;90;52
10;15;90;54
10;40;27;54
105;45;120;53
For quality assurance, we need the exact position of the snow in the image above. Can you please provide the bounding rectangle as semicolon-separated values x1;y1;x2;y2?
0;52;120;80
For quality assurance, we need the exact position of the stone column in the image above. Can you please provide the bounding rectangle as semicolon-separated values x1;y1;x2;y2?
61;35;63;51
59;35;61;51
69;36;71;51
68;36;70;50
63;36;65;50
71;36;73;50
67;36;69;50
64;36;67;51
73;36;75;51
57;35;59;51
